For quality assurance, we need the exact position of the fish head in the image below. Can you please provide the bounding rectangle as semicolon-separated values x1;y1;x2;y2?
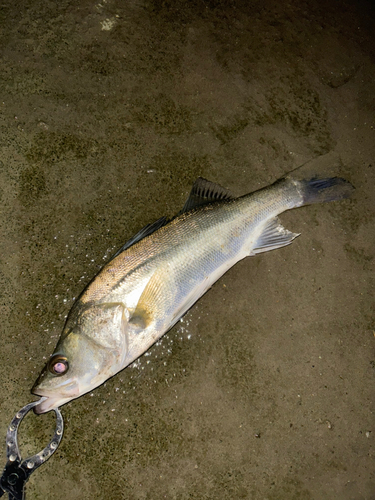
32;302;129;414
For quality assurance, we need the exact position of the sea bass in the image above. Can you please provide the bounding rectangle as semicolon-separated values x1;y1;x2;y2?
32;175;353;413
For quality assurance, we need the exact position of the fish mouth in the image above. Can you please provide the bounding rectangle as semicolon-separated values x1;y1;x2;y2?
31;393;73;414
31;382;79;414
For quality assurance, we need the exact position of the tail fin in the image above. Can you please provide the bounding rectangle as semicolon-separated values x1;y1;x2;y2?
299;177;354;206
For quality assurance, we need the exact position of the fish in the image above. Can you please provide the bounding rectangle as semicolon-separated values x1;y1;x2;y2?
31;174;354;413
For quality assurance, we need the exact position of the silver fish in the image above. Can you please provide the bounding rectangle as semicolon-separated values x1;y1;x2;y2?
32;175;353;413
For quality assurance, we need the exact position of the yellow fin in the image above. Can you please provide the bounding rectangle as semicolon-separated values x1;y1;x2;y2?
129;269;171;331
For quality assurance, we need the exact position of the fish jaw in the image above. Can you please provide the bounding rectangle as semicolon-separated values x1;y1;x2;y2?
32;395;75;414
31;350;122;414
31;373;81;413
31;360;120;413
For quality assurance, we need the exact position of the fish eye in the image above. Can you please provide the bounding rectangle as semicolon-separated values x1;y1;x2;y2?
48;355;69;376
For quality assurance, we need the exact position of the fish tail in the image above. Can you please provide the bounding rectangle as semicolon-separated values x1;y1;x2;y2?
298;177;354;206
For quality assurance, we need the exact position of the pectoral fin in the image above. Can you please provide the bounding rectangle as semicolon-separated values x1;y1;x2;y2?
129;269;172;332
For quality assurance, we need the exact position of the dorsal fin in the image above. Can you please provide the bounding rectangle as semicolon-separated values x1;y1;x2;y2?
110;178;233;259
180;177;234;214
111;216;168;259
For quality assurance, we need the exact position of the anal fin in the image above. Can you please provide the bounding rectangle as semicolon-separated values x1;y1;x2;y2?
252;217;299;254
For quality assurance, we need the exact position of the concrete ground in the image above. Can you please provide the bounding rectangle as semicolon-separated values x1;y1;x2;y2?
0;0;374;498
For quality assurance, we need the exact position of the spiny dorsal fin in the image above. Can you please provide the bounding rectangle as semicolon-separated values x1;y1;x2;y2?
180;177;234;214
111;216;168;259
111;178;234;258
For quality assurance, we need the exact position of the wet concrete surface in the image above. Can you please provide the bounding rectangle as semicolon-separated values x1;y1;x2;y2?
0;0;374;498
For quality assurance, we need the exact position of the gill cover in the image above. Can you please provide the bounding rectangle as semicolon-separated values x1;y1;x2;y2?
32;302;129;413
